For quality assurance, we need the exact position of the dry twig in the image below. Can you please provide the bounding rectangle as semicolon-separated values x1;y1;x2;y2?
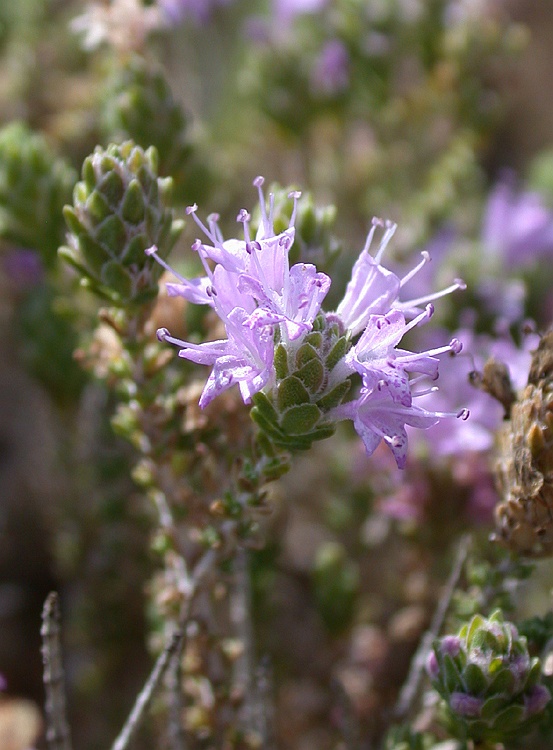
41;592;73;750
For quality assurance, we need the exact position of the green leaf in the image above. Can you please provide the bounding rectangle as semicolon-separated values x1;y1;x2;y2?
295;342;319;368
295;358;325;393
490;703;524;732
96;214;127;256
326;336;349;370
480;695;505;721
274;343;289;379
280;404;321;435
464;663;487;695
277;376;311;410
121;178;146;224
101;260;132;299
251;392;280;424
316;379;351;411
100;168;125;206
487;668;515;695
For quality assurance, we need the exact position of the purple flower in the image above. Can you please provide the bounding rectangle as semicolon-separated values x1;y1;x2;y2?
150;184;467;466
524;684;551;717
413;326;539;457
273;0;328;26
158;306;274;407
332;387;456;470
335;218;466;335
343;307;461;408
157;0;231;24
449;692;484;718
2;248;44;289
311;40;350;95
148;177;329;406
482;172;553;267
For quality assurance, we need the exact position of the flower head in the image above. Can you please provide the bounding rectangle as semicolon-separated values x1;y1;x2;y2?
150;181;467;464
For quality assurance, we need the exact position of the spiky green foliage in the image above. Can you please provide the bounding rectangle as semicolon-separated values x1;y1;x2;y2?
428;610;550;743
60;140;183;306
0;122;76;265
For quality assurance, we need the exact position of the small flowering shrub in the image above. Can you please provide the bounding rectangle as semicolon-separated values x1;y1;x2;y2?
2;2;553;750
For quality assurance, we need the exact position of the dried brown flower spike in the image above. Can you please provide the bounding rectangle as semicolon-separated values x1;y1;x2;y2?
494;330;553;556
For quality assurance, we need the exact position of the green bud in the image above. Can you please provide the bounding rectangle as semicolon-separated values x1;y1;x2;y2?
60;140;183;306
428;610;551;743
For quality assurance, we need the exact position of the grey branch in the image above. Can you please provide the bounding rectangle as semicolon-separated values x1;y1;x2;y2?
41;592;73;750
110;630;184;750
393;533;471;722
110;548;216;750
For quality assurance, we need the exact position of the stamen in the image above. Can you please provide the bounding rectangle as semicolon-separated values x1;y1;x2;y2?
413;385;439;397
254;176;271;235
288;190;301;227
400;251;431;287
456;408;470;421
397;278;466;311
185;206;217;243
144;245;190;285
449;338;463;355
237;209;251;243
374;220;398;264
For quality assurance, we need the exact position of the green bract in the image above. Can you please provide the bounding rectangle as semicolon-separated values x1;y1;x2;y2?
251;313;352;451
0;122;76;266
428;610;550;743
60;140;183;306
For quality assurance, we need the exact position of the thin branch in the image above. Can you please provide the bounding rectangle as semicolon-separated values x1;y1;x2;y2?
110;630;184;750
110;547;217;750
41;592;73;750
166;641;187;750
393;533;471;722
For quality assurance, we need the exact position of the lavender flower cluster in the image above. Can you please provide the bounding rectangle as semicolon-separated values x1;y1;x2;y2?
149;177;468;468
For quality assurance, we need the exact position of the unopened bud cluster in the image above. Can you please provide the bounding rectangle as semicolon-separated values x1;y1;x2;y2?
60;140;183;306
427;610;550;743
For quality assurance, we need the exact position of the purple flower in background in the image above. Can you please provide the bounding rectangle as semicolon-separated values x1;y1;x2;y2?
273;0;328;26
158;0;231;24
2;248;44;289
311;40;350;95
413;325;539;457
482;171;553;267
